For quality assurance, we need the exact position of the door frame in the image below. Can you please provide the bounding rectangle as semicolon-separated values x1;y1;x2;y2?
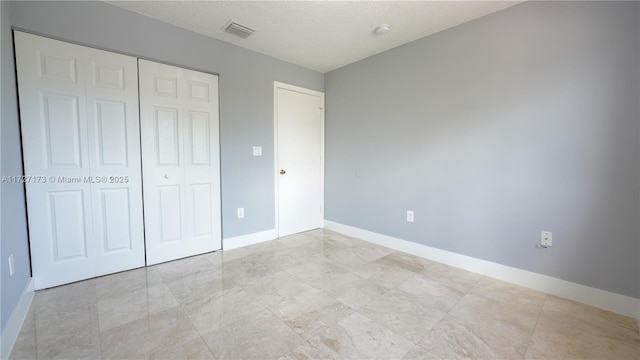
273;81;325;238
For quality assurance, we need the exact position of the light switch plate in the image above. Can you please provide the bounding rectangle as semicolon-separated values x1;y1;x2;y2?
253;146;262;156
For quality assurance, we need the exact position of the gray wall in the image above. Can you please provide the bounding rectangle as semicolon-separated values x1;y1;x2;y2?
1;0;32;332
325;1;640;298
1;0;322;333
8;0;323;240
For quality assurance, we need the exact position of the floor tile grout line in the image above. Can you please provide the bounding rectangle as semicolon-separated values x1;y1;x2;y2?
164;266;242;356
181;292;268;357
265;305;309;338
93;280;105;360
442;275;483;317
522;293;549;359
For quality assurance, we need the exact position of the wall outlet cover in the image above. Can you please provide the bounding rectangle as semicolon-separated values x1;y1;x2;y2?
406;210;414;222
541;231;552;247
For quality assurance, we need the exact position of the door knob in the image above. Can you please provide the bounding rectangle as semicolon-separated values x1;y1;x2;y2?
280;169;286;175
164;174;169;179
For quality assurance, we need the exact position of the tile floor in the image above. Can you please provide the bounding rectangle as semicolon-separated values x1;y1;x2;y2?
9;229;640;359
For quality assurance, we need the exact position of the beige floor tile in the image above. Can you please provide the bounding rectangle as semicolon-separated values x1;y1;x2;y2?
323;231;368;248
241;270;314;308
319;240;393;269
155;254;219;283
32;279;97;319
354;257;417;289
270;287;354;339
201;309;304;359
405;316;524;359
419;262;484;294
278;341;340;360
308;312;415;359
165;266;234;307
97;282;179;331
525;296;640;359
184;285;265;334
34;305;101;360
222;240;279;262
285;259;346;283
8;309;37;360
222;252;282;284
396;274;465;312
28;280;101;360
320;246;375;269
314;270;388;309
291;236;358;260
200;249;224;266
100;307;200;360
360;288;448;343
147;336;214;360
276;230;328;249
470;277;547;313
346;242;395;264
446;292;541;357
272;245;326;270
95;266;163;301
218;245;257;262
303;265;356;289
376;251;435;274
37;335;101;360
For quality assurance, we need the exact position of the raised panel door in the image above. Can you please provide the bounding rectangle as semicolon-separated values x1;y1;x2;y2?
15;31;143;288
140;59;220;265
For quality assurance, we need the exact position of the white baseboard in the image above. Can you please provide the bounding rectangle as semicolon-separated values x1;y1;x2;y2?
223;229;277;251
1;278;34;360
324;220;640;320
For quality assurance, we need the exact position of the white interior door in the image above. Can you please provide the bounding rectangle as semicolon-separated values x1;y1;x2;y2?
139;60;221;265
275;82;324;237
15;31;144;289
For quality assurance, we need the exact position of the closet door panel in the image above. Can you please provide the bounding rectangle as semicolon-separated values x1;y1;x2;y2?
16;32;94;289
140;61;186;265
140;59;221;265
85;52;144;276
15;32;143;289
183;69;221;255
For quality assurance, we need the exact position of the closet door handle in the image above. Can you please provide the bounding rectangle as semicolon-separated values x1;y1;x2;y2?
280;169;286;175
164;174;169;179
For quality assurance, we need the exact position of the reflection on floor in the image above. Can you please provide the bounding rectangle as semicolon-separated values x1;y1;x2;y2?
10;229;640;359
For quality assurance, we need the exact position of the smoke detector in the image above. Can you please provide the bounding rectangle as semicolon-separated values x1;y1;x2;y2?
224;21;255;39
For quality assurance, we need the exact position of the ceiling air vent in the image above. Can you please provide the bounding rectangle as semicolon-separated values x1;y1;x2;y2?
224;22;255;39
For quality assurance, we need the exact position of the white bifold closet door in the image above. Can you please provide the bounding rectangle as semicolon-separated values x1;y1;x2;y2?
139;60;221;265
15;31;145;289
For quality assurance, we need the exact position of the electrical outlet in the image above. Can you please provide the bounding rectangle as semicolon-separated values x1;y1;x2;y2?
8;254;15;276
237;207;245;219
541;231;552;247
406;210;414;222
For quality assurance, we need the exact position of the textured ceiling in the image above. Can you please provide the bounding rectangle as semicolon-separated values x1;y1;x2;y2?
105;1;522;73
